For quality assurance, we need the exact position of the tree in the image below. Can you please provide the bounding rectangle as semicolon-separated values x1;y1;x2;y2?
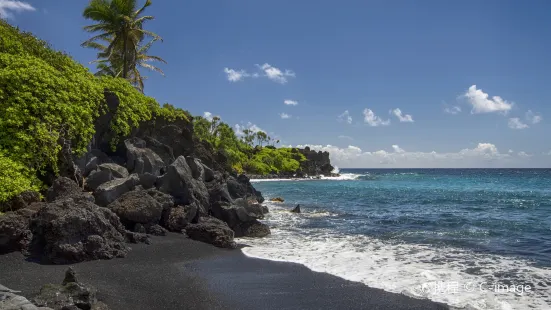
82;0;164;87
85;37;166;92
241;129;255;147
255;131;268;147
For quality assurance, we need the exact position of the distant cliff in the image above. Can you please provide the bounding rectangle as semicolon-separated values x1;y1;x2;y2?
296;147;334;177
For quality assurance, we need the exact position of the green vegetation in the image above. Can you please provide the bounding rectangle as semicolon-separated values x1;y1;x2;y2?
0;20;186;203
0;153;41;204
0;21;104;173
82;0;166;92
193;116;305;175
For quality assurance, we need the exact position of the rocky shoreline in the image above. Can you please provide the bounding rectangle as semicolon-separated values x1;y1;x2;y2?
0;92;276;309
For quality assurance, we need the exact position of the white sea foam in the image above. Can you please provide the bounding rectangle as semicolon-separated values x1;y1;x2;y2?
238;203;551;310
250;173;362;182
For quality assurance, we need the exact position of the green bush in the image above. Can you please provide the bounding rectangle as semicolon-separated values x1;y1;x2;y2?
155;103;191;122
0;153;41;204
0;53;104;172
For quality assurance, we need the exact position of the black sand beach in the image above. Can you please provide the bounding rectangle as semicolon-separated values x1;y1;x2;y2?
0;233;448;310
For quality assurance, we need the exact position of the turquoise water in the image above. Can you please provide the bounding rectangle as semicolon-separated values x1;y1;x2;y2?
240;169;551;310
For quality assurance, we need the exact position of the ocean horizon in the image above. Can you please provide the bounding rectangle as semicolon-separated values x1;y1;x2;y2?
241;168;551;310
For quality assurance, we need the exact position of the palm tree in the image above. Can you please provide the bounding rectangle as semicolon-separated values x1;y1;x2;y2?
84;37;166;92
82;0;164;82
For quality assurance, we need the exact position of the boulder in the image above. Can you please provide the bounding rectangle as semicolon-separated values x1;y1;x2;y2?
93;174;139;207
0;284;53;310
125;231;150;244
142;136;175;166
107;190;163;227
156;156;209;213
260;205;270;214
33;268;108;310
291;204;301;213
207;180;232;206
185;157;205;180
46;177;94;203
226;175;264;203
0;211;32;254
138;173;157;189
145;224;168;236
233;199;267;218
29;198;129;264
0;190;40;213
124;137;166;176
84;169;114;192
133;116;194;162
269;197;284;203
202;164;215;182
82;149;114;178
238;220;271;238
163;204;198;232
98;163;129;179
210;201;268;237
185;217;235;249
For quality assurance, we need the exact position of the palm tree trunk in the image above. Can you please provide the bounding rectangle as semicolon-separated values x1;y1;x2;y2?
122;29;128;79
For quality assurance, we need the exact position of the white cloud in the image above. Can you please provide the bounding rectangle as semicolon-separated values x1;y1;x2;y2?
391;108;414;122
234;122;264;136
392;145;405;153
464;85;513;114
291;143;534;168
256;63;295;84
337;110;353;124
525;110;542;124
0;0;34;19
279;113;291;119
223;68;249;82
363;109;390;127
517;151;532;158
284;100;298;106
546;151;551;156
338;135;353;141
444;105;461;115
203;112;220;122
508;149;514;153
508;118;529;129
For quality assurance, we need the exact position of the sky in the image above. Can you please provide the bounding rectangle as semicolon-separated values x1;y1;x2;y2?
2;0;551;168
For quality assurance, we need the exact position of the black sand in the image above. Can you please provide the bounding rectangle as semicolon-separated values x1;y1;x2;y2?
0;233;448;310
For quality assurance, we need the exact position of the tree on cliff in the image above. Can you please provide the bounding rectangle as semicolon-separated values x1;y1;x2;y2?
82;0;165;92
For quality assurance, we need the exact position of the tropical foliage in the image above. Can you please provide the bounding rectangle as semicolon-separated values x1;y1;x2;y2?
0;153;41;205
82;0;165;92
193;117;305;175
0;20;186;202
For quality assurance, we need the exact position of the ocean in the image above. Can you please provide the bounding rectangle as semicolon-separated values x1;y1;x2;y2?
239;169;551;310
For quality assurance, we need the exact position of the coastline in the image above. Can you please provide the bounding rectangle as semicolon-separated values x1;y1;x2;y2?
0;233;448;310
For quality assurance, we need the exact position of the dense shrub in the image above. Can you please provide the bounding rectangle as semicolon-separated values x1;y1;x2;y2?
0;153;41;204
155;103;191;122
0;53;104;172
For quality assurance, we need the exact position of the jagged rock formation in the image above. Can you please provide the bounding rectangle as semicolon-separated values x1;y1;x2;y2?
0;91;272;261
296;147;334;176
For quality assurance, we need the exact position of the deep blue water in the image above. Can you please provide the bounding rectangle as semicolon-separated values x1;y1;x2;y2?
254;168;551;265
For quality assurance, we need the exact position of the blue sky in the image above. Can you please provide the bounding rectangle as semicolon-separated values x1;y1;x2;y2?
3;0;551;167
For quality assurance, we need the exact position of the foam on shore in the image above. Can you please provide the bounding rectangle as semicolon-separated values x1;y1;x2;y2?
238;203;551;310
250;173;361;182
